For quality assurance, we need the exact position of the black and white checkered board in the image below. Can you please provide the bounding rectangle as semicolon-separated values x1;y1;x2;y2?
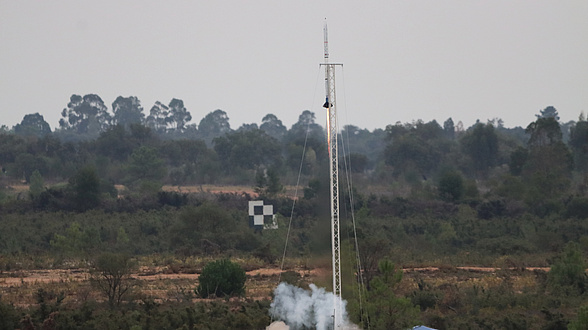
248;200;277;229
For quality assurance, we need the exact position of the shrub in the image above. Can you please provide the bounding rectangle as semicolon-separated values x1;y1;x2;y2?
0;301;19;329
569;305;588;330
438;170;464;202
548;242;587;294
197;259;246;298
477;199;506;219
565;197;588;219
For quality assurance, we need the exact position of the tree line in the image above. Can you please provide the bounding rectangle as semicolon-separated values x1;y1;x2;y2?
2;96;588;219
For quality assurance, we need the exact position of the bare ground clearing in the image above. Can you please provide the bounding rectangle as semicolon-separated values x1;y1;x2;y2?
0;264;565;308
0;265;555;287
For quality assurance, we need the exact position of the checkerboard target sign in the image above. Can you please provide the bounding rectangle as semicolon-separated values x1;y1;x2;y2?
248;201;277;230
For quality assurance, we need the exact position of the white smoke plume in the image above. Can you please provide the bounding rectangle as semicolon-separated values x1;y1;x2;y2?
266;321;289;330
269;282;360;330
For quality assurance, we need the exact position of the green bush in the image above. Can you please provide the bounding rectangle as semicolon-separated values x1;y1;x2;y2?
548;242;587;294
565;197;588;219
438;170;464;202
197;259;246;298
0;300;19;329
569;305;588;330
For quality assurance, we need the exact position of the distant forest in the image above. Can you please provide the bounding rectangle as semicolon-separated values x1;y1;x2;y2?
1;94;587;195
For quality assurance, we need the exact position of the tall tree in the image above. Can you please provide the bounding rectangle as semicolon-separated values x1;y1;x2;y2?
443;117;455;140
536;105;560;120
569;119;588;171
460;122;499;174
287;109;324;143
168;98;192;131
112;96;144;129
145;101;170;134
59;94;111;136
526;117;563;148
198;109;231;145
14;113;51;137
260;114;287;141
284;110;326;173
287;111;324;147
522;117;573;215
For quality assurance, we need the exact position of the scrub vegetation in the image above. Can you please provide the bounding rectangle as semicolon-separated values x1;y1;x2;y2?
0;101;587;328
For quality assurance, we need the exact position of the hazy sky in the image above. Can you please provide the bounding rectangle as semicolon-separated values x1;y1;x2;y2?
1;1;587;131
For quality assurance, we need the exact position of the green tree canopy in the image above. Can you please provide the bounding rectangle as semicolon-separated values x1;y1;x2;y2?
536;105;560;120
14;113;51;137
260;113;287;141
437;169;464;202
69;165;101;211
168;98;191;131
145;101;170;134
59;94;111;136
526;116;562;148
213;129;282;171
443;117;455;140
569;119;588;171
112;96;145;129
125;146;166;186
384;120;449;177
460;122;498;174
198;109;231;145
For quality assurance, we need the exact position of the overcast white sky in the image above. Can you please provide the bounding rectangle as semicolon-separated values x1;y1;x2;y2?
1;1;587;131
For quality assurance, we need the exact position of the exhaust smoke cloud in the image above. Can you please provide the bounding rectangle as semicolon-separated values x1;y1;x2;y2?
268;282;360;330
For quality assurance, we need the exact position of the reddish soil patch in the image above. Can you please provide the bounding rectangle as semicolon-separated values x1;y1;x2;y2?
404;266;551;273
0;267;323;288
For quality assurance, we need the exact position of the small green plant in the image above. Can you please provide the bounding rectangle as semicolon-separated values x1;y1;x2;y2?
197;259;246;298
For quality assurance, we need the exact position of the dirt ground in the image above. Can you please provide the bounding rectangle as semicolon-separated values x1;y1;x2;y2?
0;265;325;306
0;265;552;288
0;267;317;287
0;264;556;307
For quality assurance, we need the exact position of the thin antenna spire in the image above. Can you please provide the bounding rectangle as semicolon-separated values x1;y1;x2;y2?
324;19;329;61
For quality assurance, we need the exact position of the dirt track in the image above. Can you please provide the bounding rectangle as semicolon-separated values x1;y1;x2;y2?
0;267;318;287
0;266;553;288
